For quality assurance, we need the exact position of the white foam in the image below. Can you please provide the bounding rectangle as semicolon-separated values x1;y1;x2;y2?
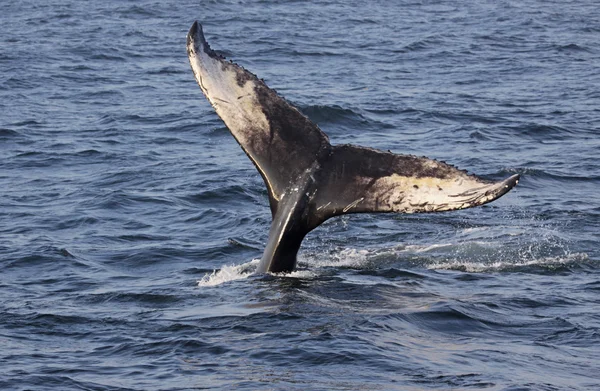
306;248;370;268
197;259;259;287
427;252;589;273
402;243;456;253
271;269;319;279
197;259;320;287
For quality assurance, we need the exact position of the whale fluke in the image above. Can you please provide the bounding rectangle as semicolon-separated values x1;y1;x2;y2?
187;21;519;273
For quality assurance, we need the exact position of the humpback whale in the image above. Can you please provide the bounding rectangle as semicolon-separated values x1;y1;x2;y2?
187;21;519;274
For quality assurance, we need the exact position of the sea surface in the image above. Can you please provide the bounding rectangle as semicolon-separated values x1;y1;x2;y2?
1;1;599;390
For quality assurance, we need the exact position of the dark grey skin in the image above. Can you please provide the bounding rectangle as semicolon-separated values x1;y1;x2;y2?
187;21;519;274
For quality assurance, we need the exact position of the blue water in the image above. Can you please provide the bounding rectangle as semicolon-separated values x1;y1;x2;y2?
2;1;599;390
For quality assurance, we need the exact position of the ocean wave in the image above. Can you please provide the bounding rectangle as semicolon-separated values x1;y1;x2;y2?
0;128;22;138
399;35;445;53
181;184;258;206
519;123;576;140
555;43;591;53
3;245;90;270
147;66;186;75
499;167;600;183
299;104;369;126
81;291;183;306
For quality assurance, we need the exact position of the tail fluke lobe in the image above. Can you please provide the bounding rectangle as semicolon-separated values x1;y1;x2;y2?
312;144;519;221
187;21;330;216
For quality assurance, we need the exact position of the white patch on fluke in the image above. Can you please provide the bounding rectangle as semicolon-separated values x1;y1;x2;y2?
368;174;514;213
188;29;278;199
188;45;270;144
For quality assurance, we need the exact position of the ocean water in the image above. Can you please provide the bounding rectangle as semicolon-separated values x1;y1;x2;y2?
1;0;599;390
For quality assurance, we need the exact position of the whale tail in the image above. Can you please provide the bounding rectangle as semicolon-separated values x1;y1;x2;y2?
187;22;519;273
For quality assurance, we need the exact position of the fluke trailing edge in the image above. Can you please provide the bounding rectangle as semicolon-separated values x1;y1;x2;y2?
186;21;519;274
